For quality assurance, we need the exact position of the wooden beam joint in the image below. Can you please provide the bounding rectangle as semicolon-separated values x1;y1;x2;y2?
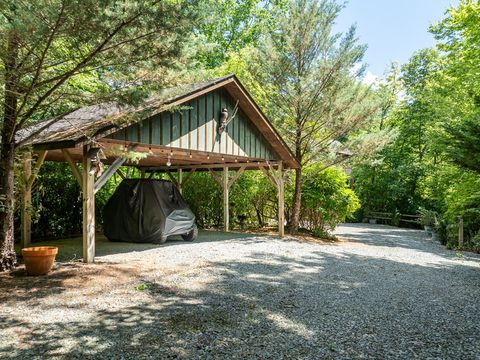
62;149;83;188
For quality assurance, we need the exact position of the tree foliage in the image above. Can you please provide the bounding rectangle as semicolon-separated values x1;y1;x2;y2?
196;0;284;68
352;0;480;251
300;166;359;235
248;0;375;231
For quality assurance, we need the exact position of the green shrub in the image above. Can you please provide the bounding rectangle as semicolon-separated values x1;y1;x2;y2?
29;163;82;239
300;166;360;236
417;208;438;227
183;171;277;229
183;172;223;228
443;173;480;250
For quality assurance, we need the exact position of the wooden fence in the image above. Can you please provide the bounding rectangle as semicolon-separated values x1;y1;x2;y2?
366;211;421;226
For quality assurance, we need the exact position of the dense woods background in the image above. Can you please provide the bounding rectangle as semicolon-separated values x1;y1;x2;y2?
1;0;479;269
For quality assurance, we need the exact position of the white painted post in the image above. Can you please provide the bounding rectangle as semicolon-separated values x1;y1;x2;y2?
458;216;464;249
278;162;285;238
224;166;229;232
82;145;95;263
21;152;32;248
178;169;183;194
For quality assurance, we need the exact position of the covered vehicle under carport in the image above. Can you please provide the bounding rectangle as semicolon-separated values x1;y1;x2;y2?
103;179;197;243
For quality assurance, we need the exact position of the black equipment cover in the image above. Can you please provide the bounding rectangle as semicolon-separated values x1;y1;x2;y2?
103;179;196;243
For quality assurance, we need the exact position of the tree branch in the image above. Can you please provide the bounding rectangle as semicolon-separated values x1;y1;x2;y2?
16;10;144;130
16;0;66;120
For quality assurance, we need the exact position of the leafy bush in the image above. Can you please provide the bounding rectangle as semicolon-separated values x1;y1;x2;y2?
230;172;276;228
182;172;223;228
443;173;480;250
417;208;438;227
183;171;277;229
29;163;82;239
300;166;360;235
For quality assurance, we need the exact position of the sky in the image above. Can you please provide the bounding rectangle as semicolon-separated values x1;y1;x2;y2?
334;0;458;83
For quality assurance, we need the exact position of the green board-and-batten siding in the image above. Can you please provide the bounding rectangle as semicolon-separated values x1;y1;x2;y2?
107;88;279;161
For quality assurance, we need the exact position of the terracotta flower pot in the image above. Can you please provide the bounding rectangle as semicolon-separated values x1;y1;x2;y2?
22;246;58;276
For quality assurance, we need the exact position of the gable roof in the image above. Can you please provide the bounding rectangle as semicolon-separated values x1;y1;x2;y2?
17;75;299;168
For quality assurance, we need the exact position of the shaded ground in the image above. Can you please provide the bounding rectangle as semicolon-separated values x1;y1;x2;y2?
2;225;480;359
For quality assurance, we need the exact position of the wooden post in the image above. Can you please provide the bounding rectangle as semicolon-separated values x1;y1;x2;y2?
224;166;229;232
82;145;95;263
20;150;47;248
458;216;464;249
278;162;285;238
21;152;32;248
178;169;183;194
209;166;243;233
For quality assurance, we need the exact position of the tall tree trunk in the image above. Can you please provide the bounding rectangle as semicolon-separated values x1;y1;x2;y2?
0;142;16;271
0;30;19;271
254;205;264;227
290;167;302;233
290;123;303;233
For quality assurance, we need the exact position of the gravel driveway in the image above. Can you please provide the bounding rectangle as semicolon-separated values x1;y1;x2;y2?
1;224;480;359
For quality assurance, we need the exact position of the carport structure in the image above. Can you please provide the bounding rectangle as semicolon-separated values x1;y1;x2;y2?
17;75;299;263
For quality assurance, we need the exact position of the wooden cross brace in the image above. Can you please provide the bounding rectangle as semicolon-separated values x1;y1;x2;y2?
209;166;246;190
166;168;196;192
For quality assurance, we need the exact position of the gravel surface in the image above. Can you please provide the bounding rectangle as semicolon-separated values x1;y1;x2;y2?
1;224;480;359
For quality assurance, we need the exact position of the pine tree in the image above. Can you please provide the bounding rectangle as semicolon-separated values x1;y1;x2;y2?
253;0;374;231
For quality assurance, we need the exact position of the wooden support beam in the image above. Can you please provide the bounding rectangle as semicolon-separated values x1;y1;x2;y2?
177;169;183;194
209;169;223;188
209;166;246;232
82;145;95;263
259;166;278;187
224;166;229;232
94;156;127;194
227;166;246;189
166;170;180;189
21;150;48;248
21;152;32;248
62;149;83;188
181;169;196;187
26;150;47;189
144;161;280;172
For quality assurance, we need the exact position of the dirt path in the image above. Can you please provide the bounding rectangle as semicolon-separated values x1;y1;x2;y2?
1;226;480;359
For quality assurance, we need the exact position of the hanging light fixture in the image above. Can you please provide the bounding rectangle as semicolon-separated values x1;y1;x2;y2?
166;155;172;167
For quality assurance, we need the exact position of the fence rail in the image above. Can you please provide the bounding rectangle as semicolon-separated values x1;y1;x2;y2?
366;211;421;225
